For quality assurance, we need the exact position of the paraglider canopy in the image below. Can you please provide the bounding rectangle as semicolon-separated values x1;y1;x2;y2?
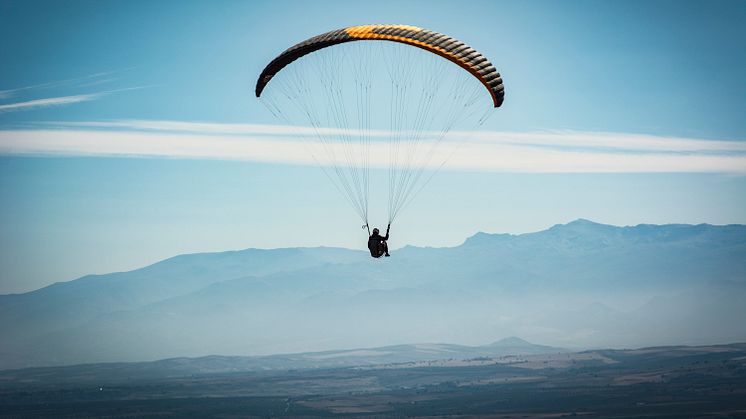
256;24;504;108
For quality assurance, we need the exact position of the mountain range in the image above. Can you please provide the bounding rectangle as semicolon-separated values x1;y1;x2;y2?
0;336;564;382
1;219;744;369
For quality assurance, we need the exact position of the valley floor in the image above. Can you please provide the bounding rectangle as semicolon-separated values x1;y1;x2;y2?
1;344;745;418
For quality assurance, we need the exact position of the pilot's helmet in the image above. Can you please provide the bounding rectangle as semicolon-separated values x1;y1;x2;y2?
372;228;379;235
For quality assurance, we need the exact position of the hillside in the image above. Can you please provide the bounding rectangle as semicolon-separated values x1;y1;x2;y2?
1;220;744;369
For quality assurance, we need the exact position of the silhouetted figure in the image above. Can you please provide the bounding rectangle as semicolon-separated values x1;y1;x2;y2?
368;224;390;258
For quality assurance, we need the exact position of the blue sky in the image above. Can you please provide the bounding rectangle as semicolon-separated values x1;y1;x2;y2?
1;0;745;293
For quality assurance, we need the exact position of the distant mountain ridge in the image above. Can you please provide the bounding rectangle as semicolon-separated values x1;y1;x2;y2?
1;219;744;369
0;336;563;377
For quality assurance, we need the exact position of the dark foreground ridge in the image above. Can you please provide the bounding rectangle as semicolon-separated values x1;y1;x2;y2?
1;343;745;418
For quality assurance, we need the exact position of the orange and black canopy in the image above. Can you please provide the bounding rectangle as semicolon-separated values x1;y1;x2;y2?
255;24;505;108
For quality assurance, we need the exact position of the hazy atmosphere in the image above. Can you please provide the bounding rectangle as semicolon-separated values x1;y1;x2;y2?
1;1;745;417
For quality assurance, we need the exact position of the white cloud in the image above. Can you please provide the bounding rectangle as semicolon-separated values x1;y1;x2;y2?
0;71;144;113
51;120;746;153
0;93;103;113
52;120;391;137
457;130;746;153
0;87;149;114
0;121;744;174
0;129;313;164
0;70;127;100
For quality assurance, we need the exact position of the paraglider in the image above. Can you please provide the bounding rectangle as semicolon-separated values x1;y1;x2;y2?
368;224;391;258
256;24;504;256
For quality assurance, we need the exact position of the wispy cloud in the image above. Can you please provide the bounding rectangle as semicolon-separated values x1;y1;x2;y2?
0;93;102;113
0;71;122;100
459;130;746;153
0;87;149;114
0;120;744;174
0;70;143;113
53;120;389;137
53;120;746;153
